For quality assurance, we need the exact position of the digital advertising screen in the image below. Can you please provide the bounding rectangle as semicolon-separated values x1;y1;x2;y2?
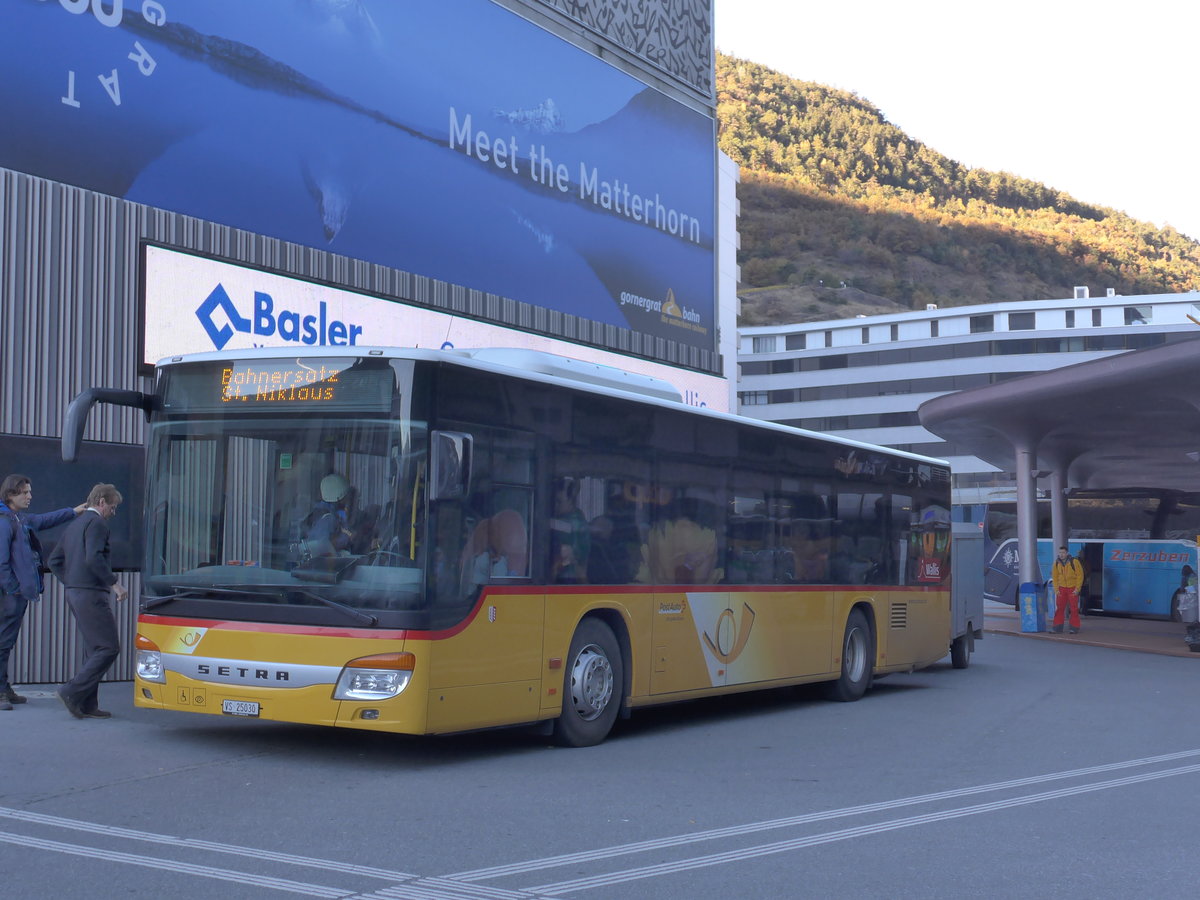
1;0;717;353
142;244;730;412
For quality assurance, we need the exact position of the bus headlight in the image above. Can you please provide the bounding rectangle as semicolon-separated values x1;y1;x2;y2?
135;634;165;683
333;652;415;700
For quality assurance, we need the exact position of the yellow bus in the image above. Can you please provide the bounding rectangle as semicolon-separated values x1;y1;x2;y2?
65;347;953;746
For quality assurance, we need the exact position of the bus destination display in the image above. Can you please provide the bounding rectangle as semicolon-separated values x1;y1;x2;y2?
221;361;348;403
163;359;394;412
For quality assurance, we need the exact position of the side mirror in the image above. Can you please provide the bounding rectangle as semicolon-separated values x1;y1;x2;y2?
430;431;472;501
63;388;158;462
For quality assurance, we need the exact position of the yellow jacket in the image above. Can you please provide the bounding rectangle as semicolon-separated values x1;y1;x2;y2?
1052;555;1085;591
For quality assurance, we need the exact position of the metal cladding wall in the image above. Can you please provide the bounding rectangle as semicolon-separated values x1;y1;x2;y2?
1;170;146;684
0;0;718;685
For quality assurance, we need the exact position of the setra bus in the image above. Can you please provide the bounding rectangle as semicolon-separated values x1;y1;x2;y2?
64;347;954;745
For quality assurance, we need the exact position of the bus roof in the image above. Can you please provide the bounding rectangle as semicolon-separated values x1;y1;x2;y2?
156;346;950;469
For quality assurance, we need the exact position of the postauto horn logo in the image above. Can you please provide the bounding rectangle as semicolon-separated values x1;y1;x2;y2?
196;284;364;351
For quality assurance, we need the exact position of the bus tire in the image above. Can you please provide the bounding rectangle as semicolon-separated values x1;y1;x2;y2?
552;618;622;747
824;608;873;702
950;633;972;669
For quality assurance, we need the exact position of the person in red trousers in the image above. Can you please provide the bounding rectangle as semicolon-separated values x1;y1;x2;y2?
1050;545;1085;634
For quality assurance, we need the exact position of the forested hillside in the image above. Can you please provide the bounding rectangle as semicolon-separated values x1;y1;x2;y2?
716;54;1200;323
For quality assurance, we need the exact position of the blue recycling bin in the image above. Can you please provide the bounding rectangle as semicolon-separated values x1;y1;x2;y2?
1019;582;1047;632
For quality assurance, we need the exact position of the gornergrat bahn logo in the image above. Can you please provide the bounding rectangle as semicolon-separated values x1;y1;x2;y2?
618;287;708;337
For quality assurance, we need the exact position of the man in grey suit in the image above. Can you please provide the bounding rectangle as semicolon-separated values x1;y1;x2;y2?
47;483;127;719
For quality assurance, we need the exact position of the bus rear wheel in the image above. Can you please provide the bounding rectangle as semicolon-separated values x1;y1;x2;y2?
552;618;623;747
950;632;972;669
824;609;873;702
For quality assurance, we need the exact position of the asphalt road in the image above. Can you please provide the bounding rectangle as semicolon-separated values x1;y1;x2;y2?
2;633;1198;899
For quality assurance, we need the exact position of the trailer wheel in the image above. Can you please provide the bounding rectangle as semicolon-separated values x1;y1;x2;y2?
950;632;972;669
824;609;873;702
552;618;622;747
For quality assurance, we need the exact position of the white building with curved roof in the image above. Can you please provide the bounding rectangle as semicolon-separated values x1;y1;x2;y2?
737;288;1200;500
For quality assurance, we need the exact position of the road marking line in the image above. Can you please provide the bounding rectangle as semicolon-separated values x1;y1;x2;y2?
0;830;353;897
8;750;1198;897
0;806;414;880
528;761;1200;893
356;877;541;899
417;876;541;898
453;747;1200;881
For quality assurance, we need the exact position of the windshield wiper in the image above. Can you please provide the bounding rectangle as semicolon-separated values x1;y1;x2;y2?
290;588;378;627
141;588;228;611
141;584;377;627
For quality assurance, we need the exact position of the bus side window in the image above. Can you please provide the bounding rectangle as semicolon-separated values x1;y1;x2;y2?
436;428;534;603
461;504;529;588
727;486;788;585
550;475;590;584
779;492;832;584
586;478;643;585
646;465;725;586
791;522;831;583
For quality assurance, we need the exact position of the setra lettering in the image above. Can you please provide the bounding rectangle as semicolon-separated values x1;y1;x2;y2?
195;662;290;682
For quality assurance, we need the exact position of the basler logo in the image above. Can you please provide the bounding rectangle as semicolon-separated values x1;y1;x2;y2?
195;283;364;351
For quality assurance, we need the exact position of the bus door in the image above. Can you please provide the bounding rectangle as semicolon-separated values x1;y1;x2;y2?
642;467;732;695
1079;542;1105;612
425;427;543;732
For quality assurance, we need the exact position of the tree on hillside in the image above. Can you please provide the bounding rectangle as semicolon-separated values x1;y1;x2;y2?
716;52;1200;319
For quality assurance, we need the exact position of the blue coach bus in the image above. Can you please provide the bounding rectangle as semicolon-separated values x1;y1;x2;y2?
963;490;1200;620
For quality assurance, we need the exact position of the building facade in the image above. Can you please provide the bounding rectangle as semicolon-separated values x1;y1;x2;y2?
737;289;1200;500
0;0;728;685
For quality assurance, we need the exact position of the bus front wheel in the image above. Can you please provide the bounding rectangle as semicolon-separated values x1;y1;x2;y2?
552;618;623;747
824;609;873;702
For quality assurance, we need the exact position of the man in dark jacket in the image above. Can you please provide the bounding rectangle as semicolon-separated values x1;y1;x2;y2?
0;474;85;711
47;483;127;719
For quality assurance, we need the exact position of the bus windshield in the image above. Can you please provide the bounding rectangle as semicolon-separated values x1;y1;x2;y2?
142;359;429;626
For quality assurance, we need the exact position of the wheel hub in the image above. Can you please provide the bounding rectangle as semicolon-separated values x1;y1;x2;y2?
569;643;613;721
845;627;867;681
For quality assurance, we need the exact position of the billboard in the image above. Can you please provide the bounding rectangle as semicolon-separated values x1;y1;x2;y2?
1;0;716;353
142;244;729;411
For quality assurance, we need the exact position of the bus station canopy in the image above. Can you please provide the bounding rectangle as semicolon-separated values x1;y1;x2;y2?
917;335;1200;493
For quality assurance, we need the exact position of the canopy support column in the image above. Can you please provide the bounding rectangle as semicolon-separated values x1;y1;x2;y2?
1015;441;1042;586
1048;469;1067;552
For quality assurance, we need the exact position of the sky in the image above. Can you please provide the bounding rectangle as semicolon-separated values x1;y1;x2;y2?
713;0;1200;241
